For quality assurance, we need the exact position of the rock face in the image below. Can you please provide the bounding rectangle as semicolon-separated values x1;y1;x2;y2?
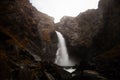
0;0;59;80
55;9;103;61
93;0;120;80
0;0;120;80
55;0;120;79
0;0;57;62
56;16;79;46
94;0;120;51
56;9;103;46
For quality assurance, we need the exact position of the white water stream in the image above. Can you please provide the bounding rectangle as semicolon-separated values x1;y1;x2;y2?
55;31;75;67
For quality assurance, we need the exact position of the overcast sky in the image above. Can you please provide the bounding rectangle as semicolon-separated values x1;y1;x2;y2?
30;0;99;23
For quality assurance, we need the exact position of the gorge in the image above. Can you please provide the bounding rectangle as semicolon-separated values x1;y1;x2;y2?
0;0;120;80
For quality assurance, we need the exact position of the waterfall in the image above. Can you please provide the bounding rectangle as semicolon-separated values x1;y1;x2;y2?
55;31;74;66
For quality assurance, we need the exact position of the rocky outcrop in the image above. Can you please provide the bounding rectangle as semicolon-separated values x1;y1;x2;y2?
56;16;79;46
55;9;103;62
0;0;120;80
0;0;58;80
92;0;120;51
56;9;103;46
55;0;120;79
0;0;57;62
76;9;103;47
92;0;120;80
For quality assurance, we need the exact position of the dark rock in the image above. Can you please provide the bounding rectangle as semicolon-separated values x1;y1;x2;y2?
71;70;107;80
0;0;58;80
55;9;103;62
0;0;120;80
55;16;79;46
0;0;57;62
92;0;120;79
55;0;120;80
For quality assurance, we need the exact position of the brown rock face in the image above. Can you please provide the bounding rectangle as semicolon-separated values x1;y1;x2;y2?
76;9;103;47
0;0;60;80
93;0;120;79
55;0;120;79
94;0;120;51
56;9;103;46
55;9;103;61
0;0;57;62
56;16;79;46
0;0;120;80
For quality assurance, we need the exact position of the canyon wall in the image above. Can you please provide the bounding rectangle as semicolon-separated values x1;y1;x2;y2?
55;0;120;79
0;0;120;79
0;0;57;62
0;1;58;79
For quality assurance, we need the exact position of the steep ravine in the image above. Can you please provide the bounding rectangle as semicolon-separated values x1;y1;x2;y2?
0;0;120;80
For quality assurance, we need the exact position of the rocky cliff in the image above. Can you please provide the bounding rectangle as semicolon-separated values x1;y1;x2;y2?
0;0;57;62
55;9;103;62
55;0;120;79
94;0;120;80
0;0;59;80
0;0;120;80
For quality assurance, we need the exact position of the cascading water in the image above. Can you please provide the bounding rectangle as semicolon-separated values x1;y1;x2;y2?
55;31;74;66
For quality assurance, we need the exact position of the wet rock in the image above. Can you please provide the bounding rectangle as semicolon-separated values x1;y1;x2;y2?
92;0;120;79
0;0;57;62
71;70;107;80
44;71;55;80
0;0;58;80
55;16;79;46
55;9;103;63
0;0;120;80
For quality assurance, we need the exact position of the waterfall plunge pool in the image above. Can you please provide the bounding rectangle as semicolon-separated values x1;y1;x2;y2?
64;68;76;73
